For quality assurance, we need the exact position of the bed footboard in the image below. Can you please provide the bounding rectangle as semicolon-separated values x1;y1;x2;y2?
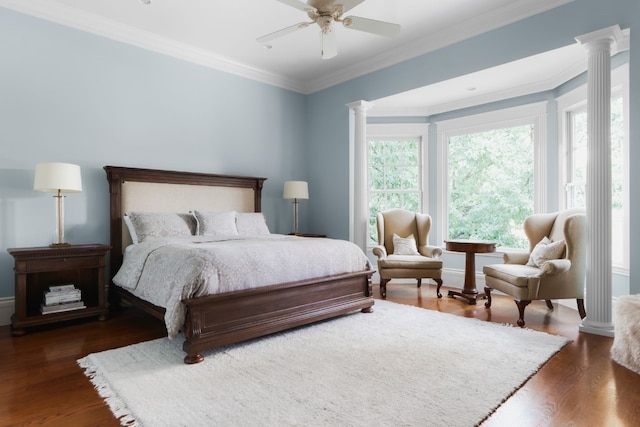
182;270;374;364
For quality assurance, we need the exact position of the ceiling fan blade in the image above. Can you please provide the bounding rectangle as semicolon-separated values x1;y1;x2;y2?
257;22;311;44
342;15;401;37
321;29;337;59
276;0;317;13
337;0;366;13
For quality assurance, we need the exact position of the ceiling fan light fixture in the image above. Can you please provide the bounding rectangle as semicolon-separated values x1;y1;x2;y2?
320;28;337;59
259;0;401;58
317;16;333;32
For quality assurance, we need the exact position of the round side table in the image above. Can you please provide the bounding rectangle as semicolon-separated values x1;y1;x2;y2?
444;239;496;304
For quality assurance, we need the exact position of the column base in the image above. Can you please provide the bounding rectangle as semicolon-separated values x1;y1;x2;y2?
579;318;615;337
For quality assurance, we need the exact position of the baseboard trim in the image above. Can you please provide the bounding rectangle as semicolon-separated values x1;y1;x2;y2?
371;268;485;289
1;279;611;326
0;297;14;327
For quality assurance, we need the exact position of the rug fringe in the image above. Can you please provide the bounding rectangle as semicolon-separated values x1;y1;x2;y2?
77;356;141;427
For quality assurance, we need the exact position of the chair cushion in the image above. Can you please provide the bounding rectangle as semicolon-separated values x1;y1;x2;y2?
378;254;443;269
392;233;419;255
526;237;565;267
483;263;542;288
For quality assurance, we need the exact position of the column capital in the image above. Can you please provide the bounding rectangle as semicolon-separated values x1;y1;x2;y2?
575;25;624;52
347;100;374;112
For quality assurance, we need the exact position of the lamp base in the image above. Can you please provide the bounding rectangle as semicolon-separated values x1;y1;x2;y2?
50;242;71;248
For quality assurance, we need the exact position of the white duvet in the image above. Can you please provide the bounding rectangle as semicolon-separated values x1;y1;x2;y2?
113;235;371;337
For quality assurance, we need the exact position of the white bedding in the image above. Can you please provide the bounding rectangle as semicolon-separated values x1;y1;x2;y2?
113;234;371;337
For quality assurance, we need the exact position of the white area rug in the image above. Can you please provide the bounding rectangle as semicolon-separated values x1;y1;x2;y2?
78;300;569;427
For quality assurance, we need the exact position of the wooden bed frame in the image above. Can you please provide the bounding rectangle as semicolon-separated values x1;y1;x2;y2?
104;166;374;364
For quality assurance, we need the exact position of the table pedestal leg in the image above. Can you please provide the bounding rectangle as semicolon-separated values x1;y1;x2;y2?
447;251;486;305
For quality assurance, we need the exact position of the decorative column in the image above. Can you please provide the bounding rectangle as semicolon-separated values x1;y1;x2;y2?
347;100;373;251
575;25;623;337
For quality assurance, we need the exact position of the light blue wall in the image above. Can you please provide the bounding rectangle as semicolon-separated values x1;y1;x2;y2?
0;7;307;297
306;0;640;294
1;0;639;300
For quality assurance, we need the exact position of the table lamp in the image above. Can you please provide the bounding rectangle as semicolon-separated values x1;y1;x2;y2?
34;162;82;247
283;181;308;235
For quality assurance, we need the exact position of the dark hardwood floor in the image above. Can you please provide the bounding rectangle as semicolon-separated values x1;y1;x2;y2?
1;282;639;426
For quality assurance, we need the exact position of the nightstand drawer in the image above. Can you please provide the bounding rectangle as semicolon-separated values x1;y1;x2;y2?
25;256;99;272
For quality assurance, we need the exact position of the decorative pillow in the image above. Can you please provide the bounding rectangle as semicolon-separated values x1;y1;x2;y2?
392;233;419;255
192;211;238;236
124;212;196;244
123;213;139;244
236;212;270;236
526;236;566;267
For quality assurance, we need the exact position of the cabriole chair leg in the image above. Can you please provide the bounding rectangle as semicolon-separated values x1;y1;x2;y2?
380;279;389;299
435;279;443;298
515;299;531;327
484;286;493;308
577;298;586;319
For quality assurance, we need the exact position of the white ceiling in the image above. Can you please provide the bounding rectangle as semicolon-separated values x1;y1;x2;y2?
2;0;588;112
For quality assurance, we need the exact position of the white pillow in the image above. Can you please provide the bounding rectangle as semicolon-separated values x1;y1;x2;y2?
192;211;238;236
123;213;139;244
124;212;197;244
527;236;565;267
236;212;270;236
392;233;419;255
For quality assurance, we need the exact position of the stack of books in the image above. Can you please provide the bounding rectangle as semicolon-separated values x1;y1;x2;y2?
41;284;86;314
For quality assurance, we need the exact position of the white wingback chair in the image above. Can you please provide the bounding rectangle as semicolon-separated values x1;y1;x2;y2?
372;209;443;299
483;208;586;327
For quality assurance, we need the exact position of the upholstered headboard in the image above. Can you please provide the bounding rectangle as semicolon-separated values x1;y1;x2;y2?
104;166;266;278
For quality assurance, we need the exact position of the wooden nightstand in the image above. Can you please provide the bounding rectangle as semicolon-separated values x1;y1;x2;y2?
8;244;111;336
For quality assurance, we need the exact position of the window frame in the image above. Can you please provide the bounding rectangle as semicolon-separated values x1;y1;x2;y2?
365;123;428;248
435;102;547;247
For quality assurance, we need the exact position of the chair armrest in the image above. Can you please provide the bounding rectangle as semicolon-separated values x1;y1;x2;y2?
503;251;529;264
418;245;442;258
372;245;387;259
539;259;571;275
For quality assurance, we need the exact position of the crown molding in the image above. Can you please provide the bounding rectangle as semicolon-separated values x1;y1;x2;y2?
0;0;308;93
1;0;574;95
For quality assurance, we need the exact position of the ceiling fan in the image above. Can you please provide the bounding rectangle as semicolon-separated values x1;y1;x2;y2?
257;0;401;59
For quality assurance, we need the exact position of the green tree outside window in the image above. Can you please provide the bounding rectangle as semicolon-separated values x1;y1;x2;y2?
368;138;421;244
448;125;534;248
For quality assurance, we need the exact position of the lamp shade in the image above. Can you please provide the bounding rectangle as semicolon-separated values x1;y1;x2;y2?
283;181;308;200
34;162;82;193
